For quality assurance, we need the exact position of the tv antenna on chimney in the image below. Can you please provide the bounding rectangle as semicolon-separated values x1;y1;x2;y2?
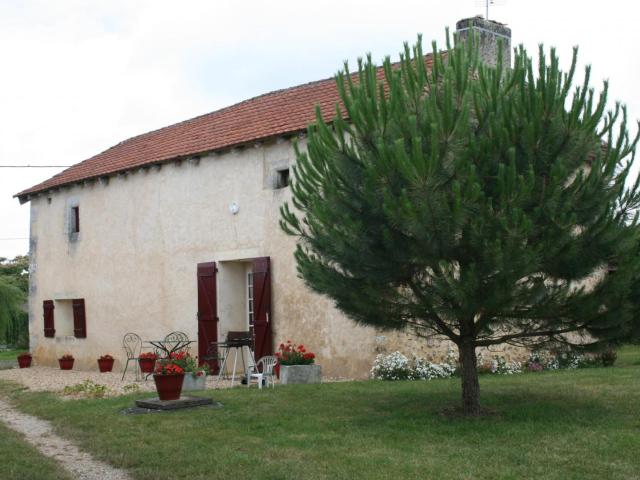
475;0;504;20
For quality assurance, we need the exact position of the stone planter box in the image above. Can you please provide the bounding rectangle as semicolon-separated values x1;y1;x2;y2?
280;364;321;385
182;374;207;391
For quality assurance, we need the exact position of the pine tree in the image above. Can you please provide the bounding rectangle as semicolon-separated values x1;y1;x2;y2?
280;32;640;415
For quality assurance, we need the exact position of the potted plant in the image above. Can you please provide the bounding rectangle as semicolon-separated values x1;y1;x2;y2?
17;352;32;368
168;351;209;390
153;359;185;400
275;341;321;385
97;354;115;372
58;353;74;370
138;352;158;373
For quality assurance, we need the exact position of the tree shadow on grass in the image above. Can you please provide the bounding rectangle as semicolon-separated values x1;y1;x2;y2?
335;381;627;432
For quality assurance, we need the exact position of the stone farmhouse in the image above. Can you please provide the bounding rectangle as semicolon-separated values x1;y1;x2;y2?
15;18;512;378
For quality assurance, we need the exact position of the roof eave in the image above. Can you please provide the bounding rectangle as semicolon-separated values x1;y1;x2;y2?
13;127;313;203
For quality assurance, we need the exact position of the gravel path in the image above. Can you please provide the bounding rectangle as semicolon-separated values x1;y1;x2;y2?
0;367;156;396
0;366;247;397
0;398;131;480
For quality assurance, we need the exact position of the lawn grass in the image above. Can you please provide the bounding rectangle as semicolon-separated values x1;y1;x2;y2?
1;347;640;480
0;349;22;361
0;421;72;480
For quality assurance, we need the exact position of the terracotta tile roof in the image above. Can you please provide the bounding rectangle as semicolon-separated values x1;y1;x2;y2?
16;55;434;201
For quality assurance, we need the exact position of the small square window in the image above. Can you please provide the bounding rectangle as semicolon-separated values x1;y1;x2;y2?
275;168;290;189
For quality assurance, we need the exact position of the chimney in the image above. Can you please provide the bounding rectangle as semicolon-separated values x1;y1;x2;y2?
455;16;511;68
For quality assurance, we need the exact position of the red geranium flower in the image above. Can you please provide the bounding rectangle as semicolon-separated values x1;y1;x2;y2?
276;341;316;365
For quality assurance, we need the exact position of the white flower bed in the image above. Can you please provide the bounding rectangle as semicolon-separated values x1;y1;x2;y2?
490;356;523;375
370;352;413;380
372;347;605;381
371;351;456;381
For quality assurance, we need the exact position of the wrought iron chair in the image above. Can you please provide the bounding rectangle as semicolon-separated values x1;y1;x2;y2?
203;342;225;375
122;332;142;381
246;355;277;389
163;331;190;355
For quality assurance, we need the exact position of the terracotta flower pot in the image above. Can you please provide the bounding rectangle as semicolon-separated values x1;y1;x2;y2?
153;373;185;401
17;355;32;368
58;358;74;370
139;358;156;373
97;357;114;373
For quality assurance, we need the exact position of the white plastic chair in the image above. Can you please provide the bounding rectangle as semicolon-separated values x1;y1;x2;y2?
246;356;277;389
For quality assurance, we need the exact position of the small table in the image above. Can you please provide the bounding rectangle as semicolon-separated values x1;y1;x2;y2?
140;339;195;380
144;339;195;357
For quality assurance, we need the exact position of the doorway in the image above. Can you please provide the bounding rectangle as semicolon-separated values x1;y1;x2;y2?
197;257;272;373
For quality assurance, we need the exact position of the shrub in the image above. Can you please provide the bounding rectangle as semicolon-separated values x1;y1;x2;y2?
123;383;140;394
490;357;523;375
412;358;456;380
62;380;108;398
371;352;456;381
371;352;413;380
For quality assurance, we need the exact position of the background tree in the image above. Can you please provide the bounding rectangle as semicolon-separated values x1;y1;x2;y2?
280;33;640;415
0;256;29;347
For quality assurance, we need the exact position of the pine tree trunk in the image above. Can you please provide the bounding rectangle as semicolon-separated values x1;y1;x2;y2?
458;340;481;415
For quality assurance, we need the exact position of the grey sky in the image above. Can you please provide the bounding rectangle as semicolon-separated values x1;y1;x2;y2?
1;0;638;258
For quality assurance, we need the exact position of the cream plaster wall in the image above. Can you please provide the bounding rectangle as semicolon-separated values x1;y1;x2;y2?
27;139;392;376
27;135;589;377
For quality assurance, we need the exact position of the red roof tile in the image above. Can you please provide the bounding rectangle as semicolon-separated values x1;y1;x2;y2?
16;55;434;200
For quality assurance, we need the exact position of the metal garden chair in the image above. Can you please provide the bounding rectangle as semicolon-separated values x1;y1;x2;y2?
163;331;191;355
122;332;142;381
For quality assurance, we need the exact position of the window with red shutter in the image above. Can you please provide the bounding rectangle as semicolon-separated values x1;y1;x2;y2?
72;299;87;338
43;300;55;337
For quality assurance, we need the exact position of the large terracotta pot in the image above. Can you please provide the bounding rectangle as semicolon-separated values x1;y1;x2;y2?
58;358;74;370
17;354;32;368
97;357;115;373
153;374;185;401
139;358;156;373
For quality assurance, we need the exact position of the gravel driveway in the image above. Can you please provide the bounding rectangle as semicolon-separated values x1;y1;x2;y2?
0;366;236;396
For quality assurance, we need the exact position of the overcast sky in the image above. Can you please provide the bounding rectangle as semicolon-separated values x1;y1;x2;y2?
1;0;639;258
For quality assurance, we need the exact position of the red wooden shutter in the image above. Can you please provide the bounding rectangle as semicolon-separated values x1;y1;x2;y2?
197;262;218;372
252;257;272;360
72;299;87;338
43;300;55;337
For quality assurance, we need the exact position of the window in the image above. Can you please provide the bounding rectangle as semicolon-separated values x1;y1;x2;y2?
47;298;87;338
274;168;290;189
71;206;80;233
247;271;254;327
